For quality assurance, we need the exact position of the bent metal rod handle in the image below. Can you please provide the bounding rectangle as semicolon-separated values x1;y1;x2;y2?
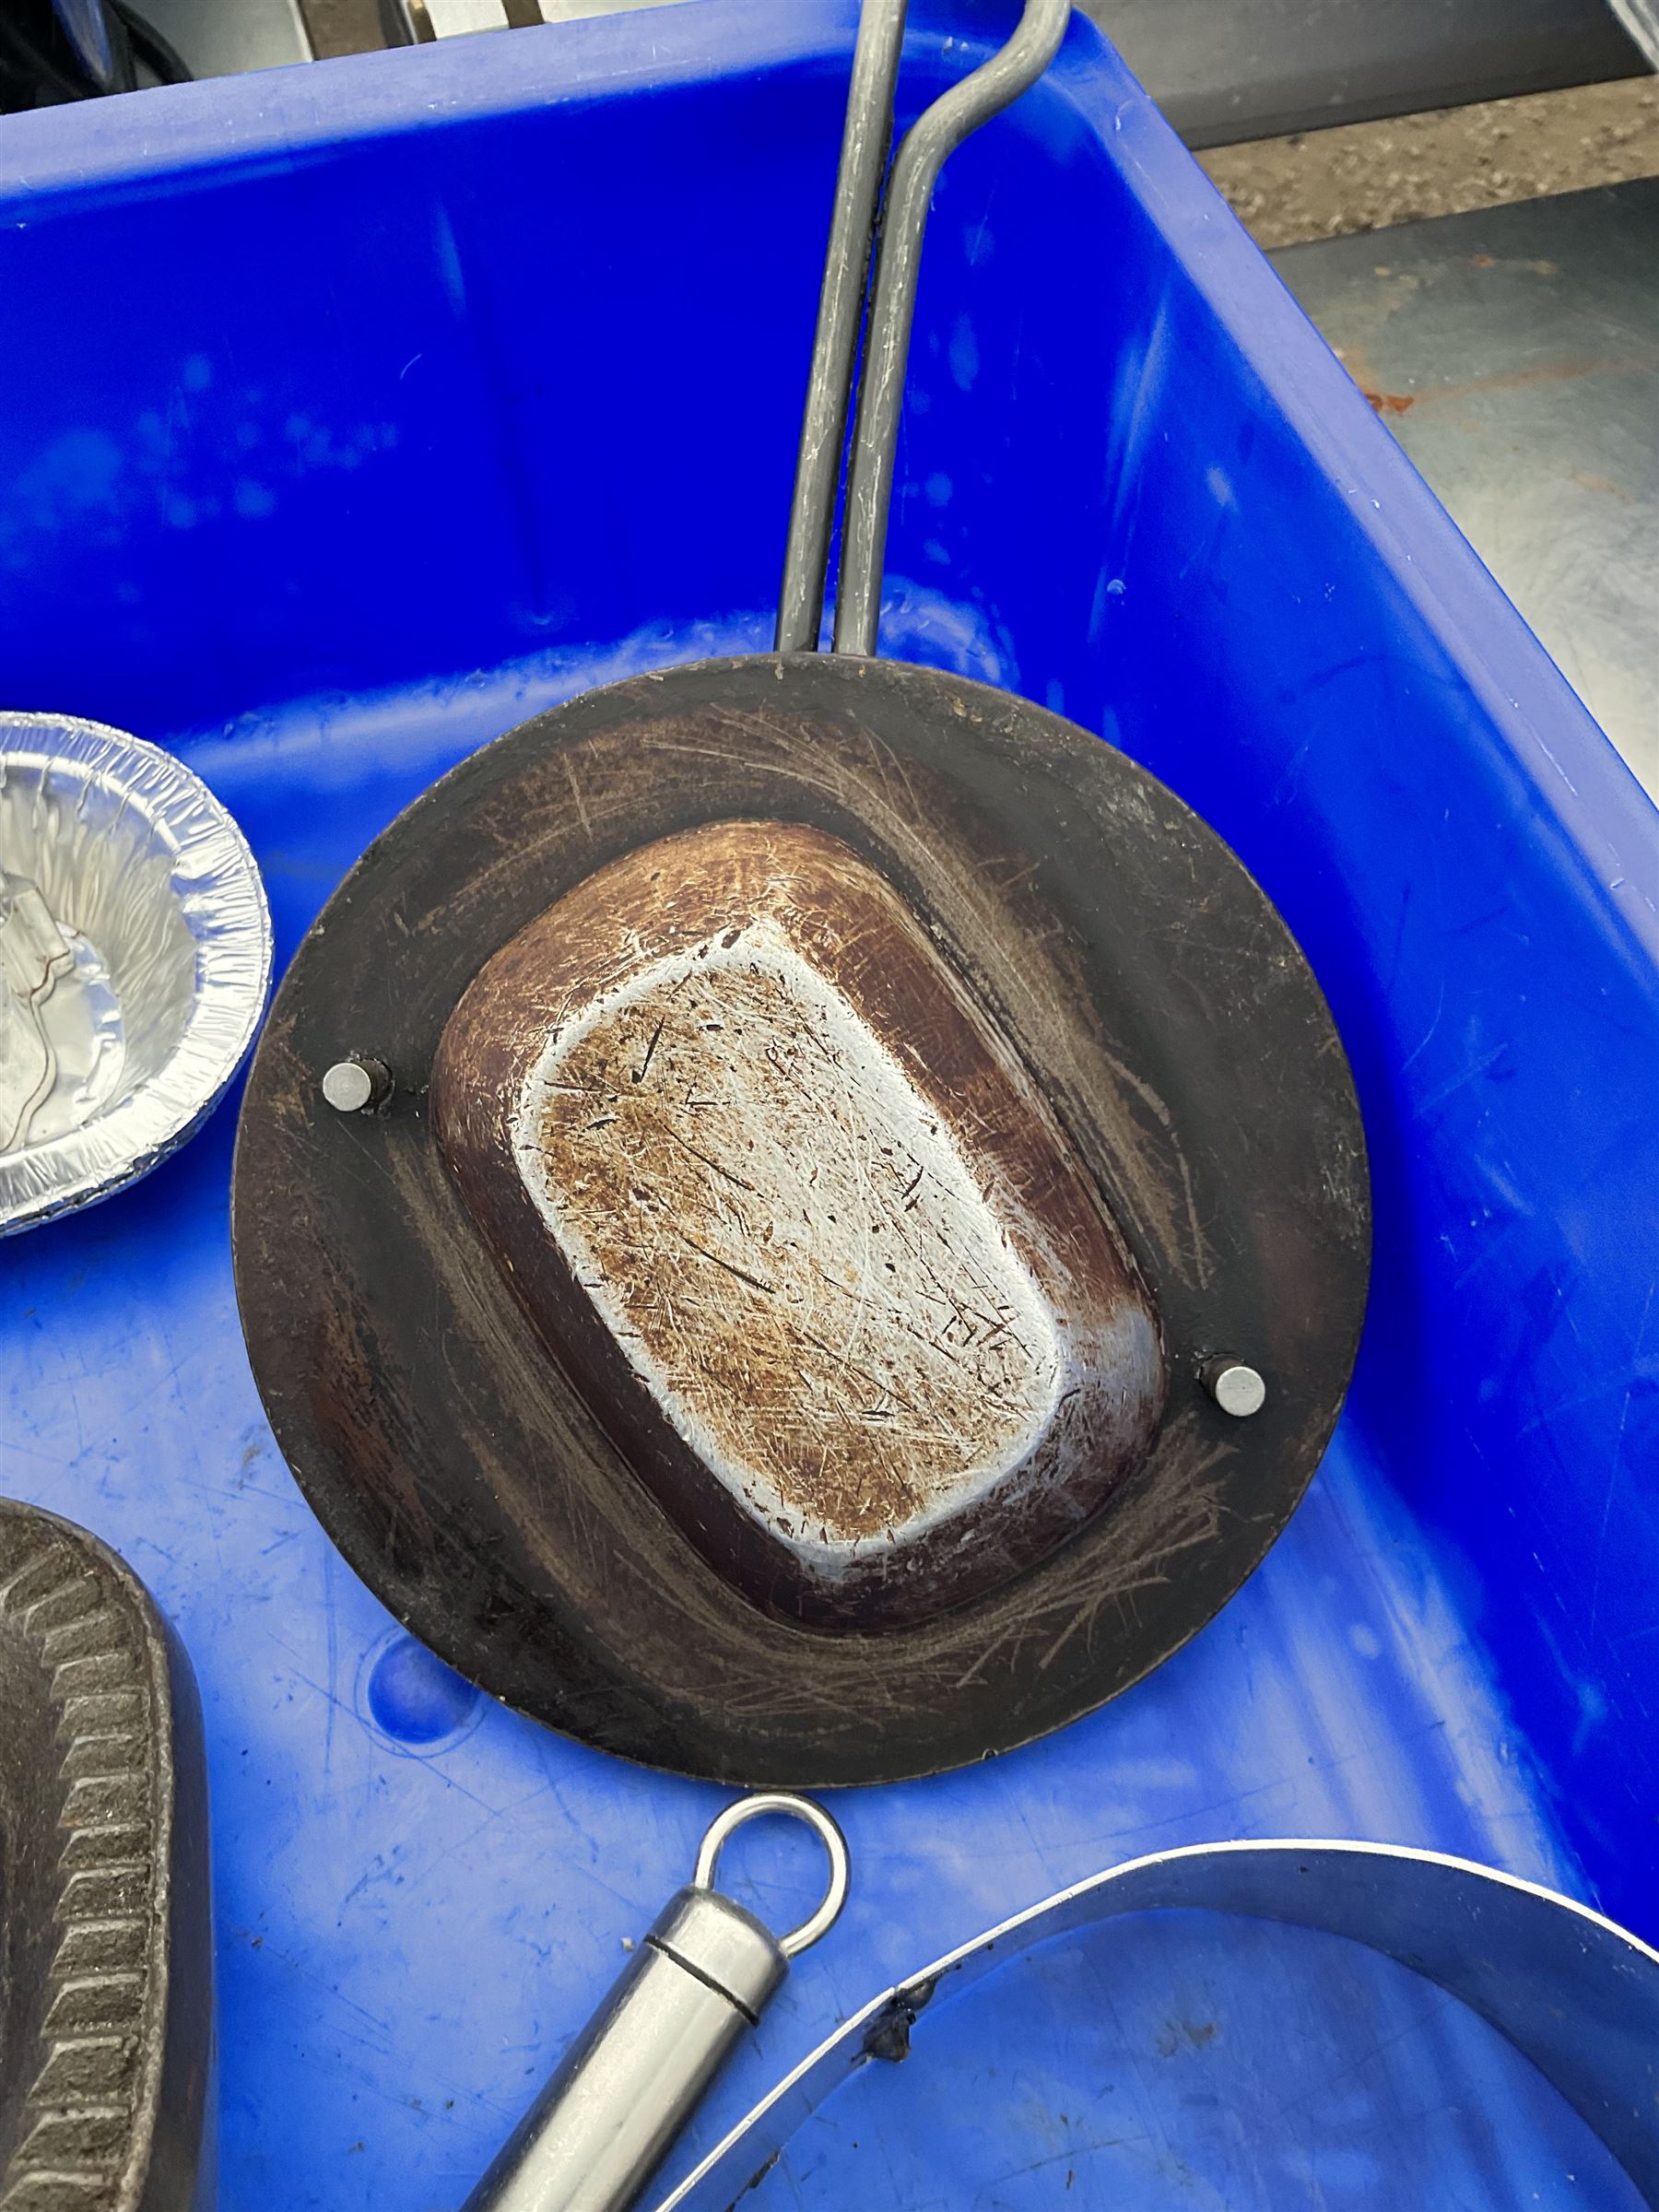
463;1794;849;2212
833;0;1072;656
775;0;910;656
774;0;1072;657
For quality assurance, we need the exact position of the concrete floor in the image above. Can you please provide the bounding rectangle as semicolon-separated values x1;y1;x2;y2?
1204;73;1659;246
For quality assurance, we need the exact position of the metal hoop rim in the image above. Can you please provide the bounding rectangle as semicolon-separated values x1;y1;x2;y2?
693;1793;850;1958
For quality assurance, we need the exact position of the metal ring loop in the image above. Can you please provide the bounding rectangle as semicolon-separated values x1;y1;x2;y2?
692;1792;850;1959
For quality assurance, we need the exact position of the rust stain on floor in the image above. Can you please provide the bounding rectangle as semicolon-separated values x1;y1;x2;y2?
1334;334;1655;419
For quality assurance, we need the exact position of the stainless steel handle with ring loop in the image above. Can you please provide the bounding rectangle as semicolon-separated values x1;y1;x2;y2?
692;1791;851;1959
463;1794;850;2212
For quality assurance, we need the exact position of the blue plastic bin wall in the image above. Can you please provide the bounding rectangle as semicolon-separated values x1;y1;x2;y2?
0;5;1655;2206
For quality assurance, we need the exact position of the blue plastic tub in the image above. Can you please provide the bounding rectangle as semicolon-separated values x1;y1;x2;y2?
2;6;1656;2206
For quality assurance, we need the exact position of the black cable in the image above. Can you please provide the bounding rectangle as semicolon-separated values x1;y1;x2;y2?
0;0;187;108
111;0;190;83
0;7;105;105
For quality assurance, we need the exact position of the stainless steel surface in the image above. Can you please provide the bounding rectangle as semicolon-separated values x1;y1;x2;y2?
0;713;271;1236
691;1793;850;1959
776;0;908;656
1608;0;1659;65
1274;178;1659;799
1205;1359;1267;1417
466;1795;848;2212
389;0;702;35
140;0;312;73
322;1054;390;1112
654;1839;1659;2212
652;1889;789;2024
1082;0;1646;150
406;0;511;31
465;1903;774;2212
834;0;1071;655
535;0;698;19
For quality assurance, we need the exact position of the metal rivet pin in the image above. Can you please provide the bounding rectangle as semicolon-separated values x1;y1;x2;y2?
1204;1359;1267;1418
321;1056;392;1114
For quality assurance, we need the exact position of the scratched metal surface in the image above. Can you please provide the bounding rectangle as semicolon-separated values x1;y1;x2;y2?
0;7;1655;2206
1274;177;1659;798
141;0;313;74
235;650;1369;1777
438;815;1167;1629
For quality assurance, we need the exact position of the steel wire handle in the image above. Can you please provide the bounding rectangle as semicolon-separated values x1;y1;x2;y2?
776;0;1073;657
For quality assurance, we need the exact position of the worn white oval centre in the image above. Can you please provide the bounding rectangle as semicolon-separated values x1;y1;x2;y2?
512;919;1065;1561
